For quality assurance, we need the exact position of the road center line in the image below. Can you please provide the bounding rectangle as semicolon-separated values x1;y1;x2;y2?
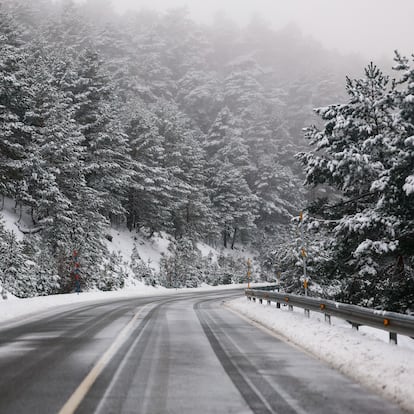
58;304;150;414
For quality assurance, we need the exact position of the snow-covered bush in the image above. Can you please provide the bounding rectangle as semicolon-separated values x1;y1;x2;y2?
130;244;158;286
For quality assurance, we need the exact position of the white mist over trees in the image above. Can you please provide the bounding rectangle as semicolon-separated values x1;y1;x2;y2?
86;0;414;60
0;0;412;312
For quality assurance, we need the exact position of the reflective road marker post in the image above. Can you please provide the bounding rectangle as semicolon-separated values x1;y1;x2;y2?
247;258;251;289
73;250;81;294
299;211;308;296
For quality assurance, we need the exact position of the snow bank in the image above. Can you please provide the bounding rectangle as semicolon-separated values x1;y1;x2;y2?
227;298;414;413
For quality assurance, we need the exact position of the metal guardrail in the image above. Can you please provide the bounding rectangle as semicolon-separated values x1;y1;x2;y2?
245;287;414;345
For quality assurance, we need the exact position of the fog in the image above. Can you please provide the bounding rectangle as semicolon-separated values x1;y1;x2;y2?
98;0;413;60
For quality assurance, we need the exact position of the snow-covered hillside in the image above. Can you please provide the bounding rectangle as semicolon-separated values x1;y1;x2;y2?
1;197;260;296
105;226;170;272
105;226;257;274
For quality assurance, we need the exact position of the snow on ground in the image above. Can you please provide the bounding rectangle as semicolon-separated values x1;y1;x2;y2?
227;297;414;413
106;227;171;271
107;226;258;273
196;240;257;263
197;241;218;261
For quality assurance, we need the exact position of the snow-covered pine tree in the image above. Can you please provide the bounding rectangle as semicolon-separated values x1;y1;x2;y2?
389;52;414;258
19;44;110;292
0;228;32;297
297;62;414;310
20;236;60;296
98;251;126;291
64;49;133;221
221;57;302;233
157;8;211;82
160;237;202;288
205;107;257;247
121;12;176;102
154;102;214;239
176;70;222;133
130;244;157;285
47;0;94;53
125;106;172;233
208;159;257;248
0;7;30;199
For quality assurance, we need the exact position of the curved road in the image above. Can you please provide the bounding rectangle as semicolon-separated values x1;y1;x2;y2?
0;289;403;414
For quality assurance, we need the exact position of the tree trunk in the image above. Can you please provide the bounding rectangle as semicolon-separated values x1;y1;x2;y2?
397;255;405;276
231;227;238;250
31;207;37;225
18;203;22;223
186;203;190;224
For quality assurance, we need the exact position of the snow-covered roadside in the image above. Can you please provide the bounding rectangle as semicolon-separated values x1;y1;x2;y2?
227;297;414;413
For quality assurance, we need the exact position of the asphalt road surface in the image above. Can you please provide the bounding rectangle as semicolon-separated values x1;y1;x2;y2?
0;289;404;414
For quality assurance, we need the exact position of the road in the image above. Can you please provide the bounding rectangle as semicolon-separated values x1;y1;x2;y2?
0;289;403;414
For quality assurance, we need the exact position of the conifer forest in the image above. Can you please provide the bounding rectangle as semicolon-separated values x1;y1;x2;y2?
0;0;413;313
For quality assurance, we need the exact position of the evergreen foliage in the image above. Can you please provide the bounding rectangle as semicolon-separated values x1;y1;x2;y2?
297;58;414;312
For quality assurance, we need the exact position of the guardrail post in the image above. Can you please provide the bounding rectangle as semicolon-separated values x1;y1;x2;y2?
389;332;397;345
325;314;331;324
304;309;310;318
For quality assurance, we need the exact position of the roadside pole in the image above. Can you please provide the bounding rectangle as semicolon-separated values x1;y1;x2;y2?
276;270;281;292
73;250;81;294
247;258;251;289
299;211;308;296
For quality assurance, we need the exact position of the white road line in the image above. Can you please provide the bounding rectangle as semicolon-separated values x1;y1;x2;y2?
94;303;158;414
58;304;150;414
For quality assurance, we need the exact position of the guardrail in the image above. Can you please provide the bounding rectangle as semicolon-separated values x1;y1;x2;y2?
245;287;414;345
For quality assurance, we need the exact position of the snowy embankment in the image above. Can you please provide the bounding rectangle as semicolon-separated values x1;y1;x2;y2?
227;297;414;413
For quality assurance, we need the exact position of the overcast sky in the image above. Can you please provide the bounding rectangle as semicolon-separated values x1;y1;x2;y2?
93;0;414;60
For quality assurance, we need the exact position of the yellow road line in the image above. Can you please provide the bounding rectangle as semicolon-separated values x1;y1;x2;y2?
58;304;149;414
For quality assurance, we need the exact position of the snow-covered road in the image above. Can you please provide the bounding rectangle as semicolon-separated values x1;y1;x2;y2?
0;288;406;413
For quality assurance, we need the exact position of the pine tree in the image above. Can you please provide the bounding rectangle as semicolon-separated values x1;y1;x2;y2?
298;62;414;310
64;49;133;220
125;106;172;233
205;107;257;247
160;238;202;288
46;0;94;53
154;102;214;239
0;229;32;297
0;7;30;199
130;244;156;285
389;52;414;258
208;160;257;248
176;70;222;133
